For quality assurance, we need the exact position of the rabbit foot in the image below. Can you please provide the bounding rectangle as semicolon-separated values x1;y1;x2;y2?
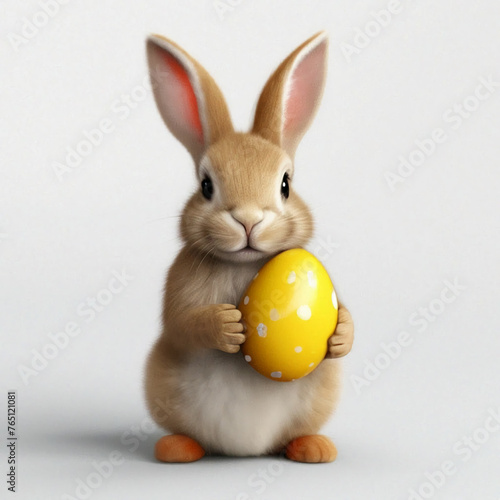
285;435;337;463
155;434;205;463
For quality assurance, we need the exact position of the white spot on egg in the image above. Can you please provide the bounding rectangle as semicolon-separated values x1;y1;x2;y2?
257;323;267;337
307;270;317;288
332;290;338;309
287;271;296;284
244;355;251;362
309;362;314;367
270;308;280;321
297;305;312;320
270;371;282;379
243;295;249;305
294;346;302;353
253;272;259;280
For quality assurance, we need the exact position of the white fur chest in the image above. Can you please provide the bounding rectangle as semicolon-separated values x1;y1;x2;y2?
176;349;314;456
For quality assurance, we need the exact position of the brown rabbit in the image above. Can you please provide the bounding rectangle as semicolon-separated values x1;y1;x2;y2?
144;32;354;463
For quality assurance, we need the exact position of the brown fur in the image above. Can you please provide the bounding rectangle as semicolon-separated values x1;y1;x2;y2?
144;32;354;460
253;32;328;157
147;35;234;163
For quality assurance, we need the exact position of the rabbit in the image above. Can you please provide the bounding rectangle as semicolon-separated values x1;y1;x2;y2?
144;31;354;464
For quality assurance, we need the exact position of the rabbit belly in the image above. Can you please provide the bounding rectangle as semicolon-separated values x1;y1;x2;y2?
176;349;313;456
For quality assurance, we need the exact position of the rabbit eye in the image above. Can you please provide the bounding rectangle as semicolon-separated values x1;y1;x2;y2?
201;177;213;200
281;173;290;199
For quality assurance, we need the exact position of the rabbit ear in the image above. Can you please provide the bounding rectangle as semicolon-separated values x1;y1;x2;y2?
147;35;234;164
252;32;328;159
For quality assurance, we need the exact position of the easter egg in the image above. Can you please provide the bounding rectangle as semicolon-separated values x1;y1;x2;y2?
239;249;338;382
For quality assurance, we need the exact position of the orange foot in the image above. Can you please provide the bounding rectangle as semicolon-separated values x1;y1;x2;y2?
155;434;205;463
285;435;337;463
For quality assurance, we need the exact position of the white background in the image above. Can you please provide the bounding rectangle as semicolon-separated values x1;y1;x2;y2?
1;1;500;499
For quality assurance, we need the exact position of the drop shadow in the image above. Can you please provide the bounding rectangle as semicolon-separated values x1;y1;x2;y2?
37;429;297;466
31;430;388;468
29;428;164;464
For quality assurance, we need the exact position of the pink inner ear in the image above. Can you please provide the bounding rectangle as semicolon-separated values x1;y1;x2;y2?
283;42;326;140
162;51;203;142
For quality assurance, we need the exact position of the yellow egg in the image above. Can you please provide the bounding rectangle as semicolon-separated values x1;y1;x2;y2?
239;249;338;382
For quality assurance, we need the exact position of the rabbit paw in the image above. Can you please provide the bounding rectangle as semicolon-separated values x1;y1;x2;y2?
208;304;246;354
155;434;205;463
285;435;337;463
326;306;354;359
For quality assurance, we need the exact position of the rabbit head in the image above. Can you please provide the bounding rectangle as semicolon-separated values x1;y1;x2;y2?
147;32;328;263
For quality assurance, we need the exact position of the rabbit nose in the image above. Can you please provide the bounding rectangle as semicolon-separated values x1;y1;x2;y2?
231;210;264;237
